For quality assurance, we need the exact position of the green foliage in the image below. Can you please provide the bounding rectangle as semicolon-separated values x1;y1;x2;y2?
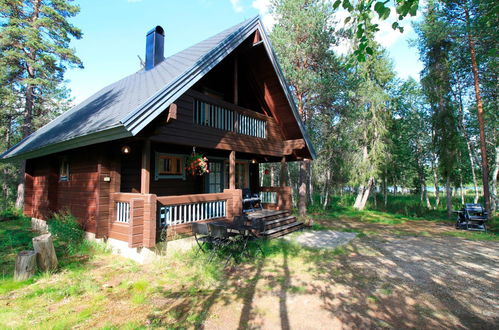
0;0;83;206
48;211;85;254
335;0;420;62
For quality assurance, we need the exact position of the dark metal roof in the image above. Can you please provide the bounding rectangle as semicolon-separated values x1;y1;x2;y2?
1;16;315;160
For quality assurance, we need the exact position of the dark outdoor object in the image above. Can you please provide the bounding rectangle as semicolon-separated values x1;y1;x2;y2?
207;223;240;264
14;250;37;281
242;188;262;213
455;203;488;232
192;222;212;253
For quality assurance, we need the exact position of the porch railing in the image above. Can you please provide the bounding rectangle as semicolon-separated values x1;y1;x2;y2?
109;193;157;248
157;192;234;228
115;201;130;223
258;186;292;210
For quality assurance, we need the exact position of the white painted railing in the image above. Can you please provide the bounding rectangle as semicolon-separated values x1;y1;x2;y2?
116;201;130;223
194;99;235;132
193;99;266;138
237;113;266;138
260;191;277;204
158;200;227;227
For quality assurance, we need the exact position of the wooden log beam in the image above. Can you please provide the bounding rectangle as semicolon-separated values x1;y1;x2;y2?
280;156;287;187
283;139;306;155
166;103;177;123
141;140;151;194
14;250;37;281
32;234;58;272
234;58;238;106
229;151;236;190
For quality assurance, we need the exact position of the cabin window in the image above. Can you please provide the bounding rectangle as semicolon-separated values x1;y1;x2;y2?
59;159;70;181
155;153;185;180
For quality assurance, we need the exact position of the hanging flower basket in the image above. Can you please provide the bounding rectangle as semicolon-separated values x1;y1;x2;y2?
186;153;209;176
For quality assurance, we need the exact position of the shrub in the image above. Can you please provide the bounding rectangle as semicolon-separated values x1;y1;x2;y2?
48;211;85;254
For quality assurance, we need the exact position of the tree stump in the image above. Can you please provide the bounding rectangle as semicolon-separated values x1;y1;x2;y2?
32;234;58;272
14;250;37;281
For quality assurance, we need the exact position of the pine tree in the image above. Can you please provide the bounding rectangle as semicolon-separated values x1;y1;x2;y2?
0;0;83;208
269;0;336;216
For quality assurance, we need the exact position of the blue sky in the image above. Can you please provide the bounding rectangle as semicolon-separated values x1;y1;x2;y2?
66;0;423;104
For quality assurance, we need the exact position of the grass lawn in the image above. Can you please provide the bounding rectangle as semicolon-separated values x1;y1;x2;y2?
0;207;497;329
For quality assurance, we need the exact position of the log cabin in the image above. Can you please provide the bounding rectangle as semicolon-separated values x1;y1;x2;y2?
1;16;315;255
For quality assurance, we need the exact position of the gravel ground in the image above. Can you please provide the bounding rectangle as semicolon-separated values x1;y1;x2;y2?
204;234;499;329
284;230;357;249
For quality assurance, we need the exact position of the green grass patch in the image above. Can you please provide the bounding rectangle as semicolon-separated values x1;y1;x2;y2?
442;230;499;241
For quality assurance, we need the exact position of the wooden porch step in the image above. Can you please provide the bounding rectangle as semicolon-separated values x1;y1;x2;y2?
264;216;297;230
247;210;290;221
261;221;304;238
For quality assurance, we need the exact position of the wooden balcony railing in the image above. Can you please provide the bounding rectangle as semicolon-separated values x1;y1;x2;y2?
258;186;292;211
190;90;268;139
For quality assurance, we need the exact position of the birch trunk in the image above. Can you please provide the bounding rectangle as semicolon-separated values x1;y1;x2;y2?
298;161;307;216
424;181;431;209
354;185;364;209
491;146;499;213
322;169;331;209
270;163;275;187
431;155;440;209
358;177;374;210
445;175;453;218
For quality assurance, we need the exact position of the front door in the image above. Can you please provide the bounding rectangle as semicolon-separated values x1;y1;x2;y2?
206;160;224;193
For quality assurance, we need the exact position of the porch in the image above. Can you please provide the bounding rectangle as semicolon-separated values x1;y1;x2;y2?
108;186;300;248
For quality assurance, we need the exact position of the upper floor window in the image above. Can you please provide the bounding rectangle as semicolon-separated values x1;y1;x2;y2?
155;153;185;180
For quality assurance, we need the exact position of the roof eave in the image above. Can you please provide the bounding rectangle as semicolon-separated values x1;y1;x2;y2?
0;126;131;161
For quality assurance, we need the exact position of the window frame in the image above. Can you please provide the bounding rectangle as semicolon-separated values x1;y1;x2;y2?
154;152;186;180
59;158;70;182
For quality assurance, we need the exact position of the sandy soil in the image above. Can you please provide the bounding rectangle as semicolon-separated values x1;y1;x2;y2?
202;227;499;329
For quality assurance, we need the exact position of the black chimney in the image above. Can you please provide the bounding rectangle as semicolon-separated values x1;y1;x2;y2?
145;26;165;71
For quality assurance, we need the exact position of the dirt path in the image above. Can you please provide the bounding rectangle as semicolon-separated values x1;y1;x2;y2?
203;234;499;329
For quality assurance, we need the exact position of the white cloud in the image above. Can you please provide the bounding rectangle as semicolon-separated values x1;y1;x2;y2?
374;10;419;48
331;9;352;55
230;0;244;13
252;0;275;30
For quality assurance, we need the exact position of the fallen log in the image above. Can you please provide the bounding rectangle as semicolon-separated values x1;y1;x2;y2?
32;234;58;272
14;250;37;281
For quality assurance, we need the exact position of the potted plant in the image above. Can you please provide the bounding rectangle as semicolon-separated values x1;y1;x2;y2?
186;153;209;176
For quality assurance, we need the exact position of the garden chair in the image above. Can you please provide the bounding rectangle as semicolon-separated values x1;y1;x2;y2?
207;223;239;265
192;222;212;253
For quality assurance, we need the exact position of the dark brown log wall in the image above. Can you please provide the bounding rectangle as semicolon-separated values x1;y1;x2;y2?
24;146;102;234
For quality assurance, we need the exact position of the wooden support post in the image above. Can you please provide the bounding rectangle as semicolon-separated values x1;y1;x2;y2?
32;234;58;272
234;58;238;105
143;194;157;248
14;250;37;281
141;140;151;194
229;151;236;190
280;157;287;187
